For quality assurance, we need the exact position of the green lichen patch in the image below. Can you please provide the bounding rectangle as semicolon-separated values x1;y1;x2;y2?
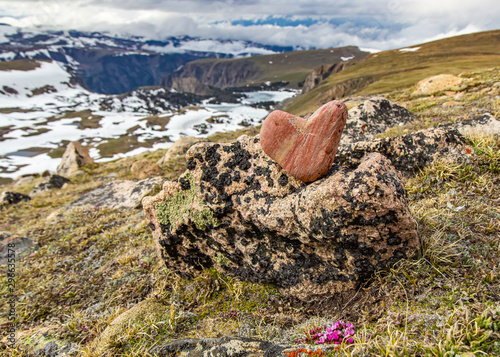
155;172;217;230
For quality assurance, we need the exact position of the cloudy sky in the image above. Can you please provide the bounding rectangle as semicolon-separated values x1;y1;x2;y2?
0;0;498;50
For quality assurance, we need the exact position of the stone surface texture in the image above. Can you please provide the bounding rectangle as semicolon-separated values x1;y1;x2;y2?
150;336;328;357
344;97;415;143
56;141;94;177
70;177;163;210
1;191;31;205
260;100;348;182
335;124;477;176
31;174;70;195
414;74;463;95
130;159;163;179
143;136;420;301
0;232;37;265
158;136;209;165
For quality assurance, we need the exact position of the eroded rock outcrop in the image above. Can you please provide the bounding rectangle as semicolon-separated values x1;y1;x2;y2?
143;136;419;302
56;141;94;177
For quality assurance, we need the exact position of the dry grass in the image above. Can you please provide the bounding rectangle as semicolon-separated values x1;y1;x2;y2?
1;67;500;356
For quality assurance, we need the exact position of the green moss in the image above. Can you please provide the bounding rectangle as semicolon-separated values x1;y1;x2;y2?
155;172;217;230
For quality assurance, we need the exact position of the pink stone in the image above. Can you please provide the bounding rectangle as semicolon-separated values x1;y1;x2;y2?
260;100;348;182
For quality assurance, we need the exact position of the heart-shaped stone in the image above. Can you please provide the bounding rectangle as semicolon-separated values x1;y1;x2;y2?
260;100;348;182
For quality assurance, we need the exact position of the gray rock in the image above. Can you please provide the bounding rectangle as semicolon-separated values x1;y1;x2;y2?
344;97;415;143
1;191;31;205
335;126;470;176
70;177;164;210
150;336;328;357
31;175;70;195
0;232;37;265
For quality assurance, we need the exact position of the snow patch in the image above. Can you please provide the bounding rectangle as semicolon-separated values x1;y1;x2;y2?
399;47;420;52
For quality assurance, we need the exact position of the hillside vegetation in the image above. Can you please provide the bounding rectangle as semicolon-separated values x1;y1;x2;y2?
285;30;500;116
164;46;368;90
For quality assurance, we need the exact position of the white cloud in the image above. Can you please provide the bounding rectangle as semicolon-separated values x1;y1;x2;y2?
0;0;498;50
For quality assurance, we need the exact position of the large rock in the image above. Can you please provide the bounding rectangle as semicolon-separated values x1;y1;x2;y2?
344;97;415;143
150;336;327;357
414;74;463;95
130;159;163;179
157;136;209;165
260;100;348;182
1;191;31;205
143;136;419;302
56;141;94;177
31;174;70;195
70;177;163;210
0;232;38;265
335;116;495;176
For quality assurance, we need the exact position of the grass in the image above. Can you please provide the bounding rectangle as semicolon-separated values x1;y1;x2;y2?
0;59;43;72
1;67;499;356
178;46;368;88
285;29;500;116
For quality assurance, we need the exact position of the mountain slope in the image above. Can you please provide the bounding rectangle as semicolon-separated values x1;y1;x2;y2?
285;29;500;115
162;46;369;92
0;26;292;94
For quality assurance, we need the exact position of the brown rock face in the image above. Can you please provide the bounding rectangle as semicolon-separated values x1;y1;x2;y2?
56;142;94;176
260;100;348;182
143;136;420;302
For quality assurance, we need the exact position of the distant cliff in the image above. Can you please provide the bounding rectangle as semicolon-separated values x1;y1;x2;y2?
162;46;369;93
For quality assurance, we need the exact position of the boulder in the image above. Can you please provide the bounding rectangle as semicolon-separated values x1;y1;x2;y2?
56;141;94;177
344;97;415;143
70;177;163;210
414;74;463;95
1;191;31;205
130;159;163;179
143;136;419;302
260;100;348;182
31;175;70;195
0;232;38;265
150;336;327;357
335;126;470;176
157;136;209;165
446;113;500;137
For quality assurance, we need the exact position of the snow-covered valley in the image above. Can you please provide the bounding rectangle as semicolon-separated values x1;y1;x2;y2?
0;60;296;179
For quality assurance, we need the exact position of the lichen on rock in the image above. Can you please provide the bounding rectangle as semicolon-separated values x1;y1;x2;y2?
155;172;218;231
143;135;420;302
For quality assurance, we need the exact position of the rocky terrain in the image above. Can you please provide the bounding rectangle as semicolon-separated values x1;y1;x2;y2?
162;46;368;93
0;30;500;357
